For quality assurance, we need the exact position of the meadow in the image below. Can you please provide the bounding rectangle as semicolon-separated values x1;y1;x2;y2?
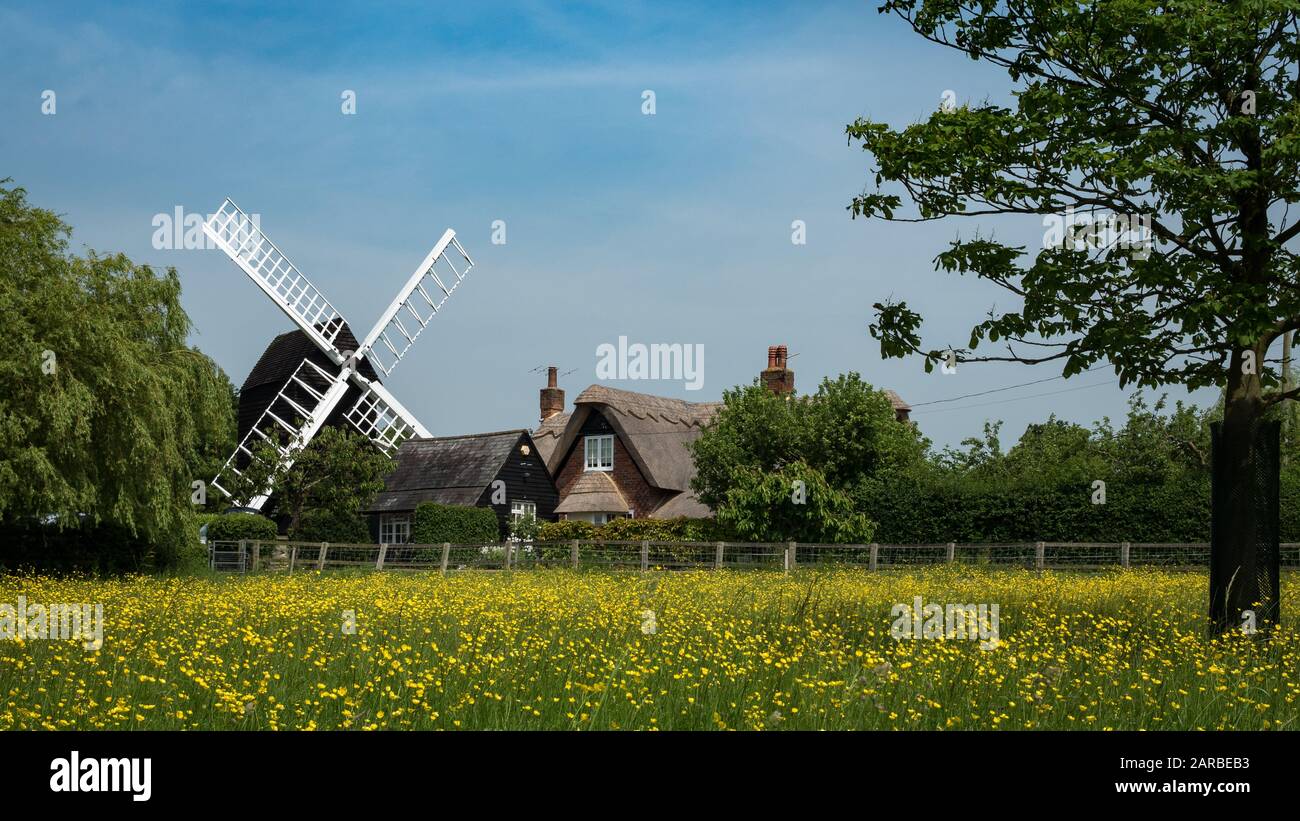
0;567;1296;730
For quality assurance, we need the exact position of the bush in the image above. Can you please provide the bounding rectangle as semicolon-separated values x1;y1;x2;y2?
194;512;223;543
411;503;499;544
290;509;371;544
536;517;731;545
206;512;279;543
0;518;152;573
592;516;733;542
536;519;596;542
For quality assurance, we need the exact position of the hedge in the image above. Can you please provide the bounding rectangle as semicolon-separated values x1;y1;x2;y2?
206;512;279;543
0;519;153;573
535;517;733;543
411;503;499;544
291;510;371;544
857;477;1218;544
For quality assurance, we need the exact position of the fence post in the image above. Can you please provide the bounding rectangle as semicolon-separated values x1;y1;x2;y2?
376;544;387;571
571;539;580;570
869;543;878;572
1035;541;1045;571
1121;541;1131;568
317;542;328;571
251;541;261;572
288;545;297;575
503;542;512;571
946;542;955;563
715;541;724;570
641;540;650;572
440;542;451;574
785;541;796;572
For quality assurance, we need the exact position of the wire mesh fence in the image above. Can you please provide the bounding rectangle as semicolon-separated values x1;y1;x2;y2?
207;539;1300;574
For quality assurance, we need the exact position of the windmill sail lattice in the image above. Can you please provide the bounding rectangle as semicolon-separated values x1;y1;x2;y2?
203;198;474;511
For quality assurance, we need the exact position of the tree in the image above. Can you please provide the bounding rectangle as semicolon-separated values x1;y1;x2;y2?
849;1;1300;628
715;461;874;544
0;181;234;562
223;425;393;536
690;374;926;541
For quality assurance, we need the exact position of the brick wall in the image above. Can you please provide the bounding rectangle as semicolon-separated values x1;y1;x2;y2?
553;410;674;517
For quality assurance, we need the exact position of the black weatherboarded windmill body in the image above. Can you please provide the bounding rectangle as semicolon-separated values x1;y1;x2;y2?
201;198;475;511
237;324;380;447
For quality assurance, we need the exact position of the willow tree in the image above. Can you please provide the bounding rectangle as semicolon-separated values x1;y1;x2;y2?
0;181;235;564
849;1;1300;630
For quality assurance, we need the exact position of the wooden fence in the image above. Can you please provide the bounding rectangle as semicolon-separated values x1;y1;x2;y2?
208;539;1300;573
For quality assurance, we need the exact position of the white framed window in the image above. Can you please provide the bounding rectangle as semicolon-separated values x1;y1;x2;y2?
584;434;614;471
511;500;536;523
379;514;411;544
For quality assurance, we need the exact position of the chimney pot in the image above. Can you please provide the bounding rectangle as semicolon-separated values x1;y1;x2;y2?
761;343;795;397
539;365;565;423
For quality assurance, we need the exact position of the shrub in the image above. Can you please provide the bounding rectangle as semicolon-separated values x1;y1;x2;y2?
411;503;499;544
0;518;152;573
206;512;279;543
510;513;540;542
194;512;223;543
291;509;371;544
536;519;596;542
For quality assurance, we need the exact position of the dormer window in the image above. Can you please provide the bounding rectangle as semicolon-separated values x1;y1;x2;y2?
584;434;614;471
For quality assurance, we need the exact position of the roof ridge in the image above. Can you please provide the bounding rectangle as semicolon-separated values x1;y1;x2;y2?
573;383;717;409
409;429;529;443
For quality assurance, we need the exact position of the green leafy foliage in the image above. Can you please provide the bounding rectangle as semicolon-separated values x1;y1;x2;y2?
535;519;596;541
717;462;874;544
290;509;371;544
690;374;926;542
222;426;393;536
850;1;1300;478
411;503;499;544
509;512;540;542
0;181;235;568
206;513;278;543
865;395;1246;543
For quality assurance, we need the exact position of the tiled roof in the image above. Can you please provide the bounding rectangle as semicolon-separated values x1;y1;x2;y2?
364;430;529;514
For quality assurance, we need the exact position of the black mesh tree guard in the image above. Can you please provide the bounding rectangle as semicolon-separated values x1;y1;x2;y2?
1209;420;1281;635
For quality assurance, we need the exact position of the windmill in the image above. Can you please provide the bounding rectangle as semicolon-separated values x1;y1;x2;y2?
203;198;474;510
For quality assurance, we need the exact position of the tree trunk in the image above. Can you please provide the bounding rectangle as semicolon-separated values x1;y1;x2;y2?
1210;350;1280;635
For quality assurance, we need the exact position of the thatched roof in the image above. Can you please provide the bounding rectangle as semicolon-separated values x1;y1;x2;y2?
365;429;531;514
534;381;910;520
648;489;711;519
533;411;570;464
884;389;911;413
553;471;629;514
540;385;721;494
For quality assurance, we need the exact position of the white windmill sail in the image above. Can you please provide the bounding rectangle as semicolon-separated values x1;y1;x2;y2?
203;200;348;363
203;198;474;510
357;228;473;377
211;358;353;508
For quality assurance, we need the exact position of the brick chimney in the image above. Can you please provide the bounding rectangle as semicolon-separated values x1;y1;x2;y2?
540;366;565;422
761;345;795;396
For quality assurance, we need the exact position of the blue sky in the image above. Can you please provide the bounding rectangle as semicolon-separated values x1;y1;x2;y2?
1;0;1217;450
